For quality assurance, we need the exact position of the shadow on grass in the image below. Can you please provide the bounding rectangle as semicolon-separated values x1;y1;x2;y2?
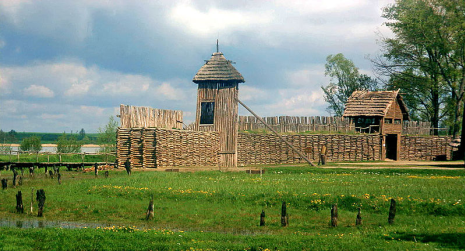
389;232;465;249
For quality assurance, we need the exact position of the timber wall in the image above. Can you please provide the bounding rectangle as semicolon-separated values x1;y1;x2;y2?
117;128;219;168
116;130;453;168
119;104;183;129
237;133;382;166
400;136;453;161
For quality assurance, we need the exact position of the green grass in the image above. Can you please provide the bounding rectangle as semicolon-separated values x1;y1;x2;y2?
0;165;464;250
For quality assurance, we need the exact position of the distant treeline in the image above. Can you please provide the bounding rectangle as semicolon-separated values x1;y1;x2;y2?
0;130;99;144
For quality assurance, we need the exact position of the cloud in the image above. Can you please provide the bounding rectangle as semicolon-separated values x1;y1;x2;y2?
170;2;272;36
155;82;187;101
23;84;55;98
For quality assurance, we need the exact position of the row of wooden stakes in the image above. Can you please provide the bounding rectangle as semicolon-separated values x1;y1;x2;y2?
257;200;396;227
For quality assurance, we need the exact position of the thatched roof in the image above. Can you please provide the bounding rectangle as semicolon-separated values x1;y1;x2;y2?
343;90;410;120
193;52;245;83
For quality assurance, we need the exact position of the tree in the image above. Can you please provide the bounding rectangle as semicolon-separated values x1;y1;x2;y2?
20;136;42;153
373;0;465;136
98;116;118;153
322;53;379;116
78;128;86;141
56;133;82;153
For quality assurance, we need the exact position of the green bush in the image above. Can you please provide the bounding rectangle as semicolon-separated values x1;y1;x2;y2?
19;136;42;152
56;133;82;153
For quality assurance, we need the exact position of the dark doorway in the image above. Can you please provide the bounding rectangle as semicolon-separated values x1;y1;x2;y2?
385;134;397;160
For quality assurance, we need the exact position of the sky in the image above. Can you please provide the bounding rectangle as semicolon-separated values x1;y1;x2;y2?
0;0;395;133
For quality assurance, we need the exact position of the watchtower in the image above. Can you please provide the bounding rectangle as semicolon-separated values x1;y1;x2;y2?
192;44;245;168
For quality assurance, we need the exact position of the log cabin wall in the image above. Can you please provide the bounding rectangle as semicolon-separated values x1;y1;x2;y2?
120;104;183;129
400;136;453;160
381;100;403;135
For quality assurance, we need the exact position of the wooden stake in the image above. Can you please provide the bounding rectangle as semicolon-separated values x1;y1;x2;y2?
36;189;46;217
331;204;338;227
356;207;362;226
124;159;131;175
16;191;24;213
1;178;7;190
146;195;154;220
30;188;34;214
94;163;98;177
104;171;109;178
281;201;288;227
260;210;265;226
388;199;396;225
12;169;18;187
57;173;62;185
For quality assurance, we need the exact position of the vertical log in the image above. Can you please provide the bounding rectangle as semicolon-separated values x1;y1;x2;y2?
281;201;288;227
124;159;131;175
260;210;265;226
146;195;154;220
48;170;54;179
356;207;362;226
16;191;24;213
18;176;23;186
30;188;34;214
94;163;98;177
36;189;46;217
388;199;396;225
29;166;34;177
13;169;18;187
331;204;338;227
1;178;7;190
57;173;62;185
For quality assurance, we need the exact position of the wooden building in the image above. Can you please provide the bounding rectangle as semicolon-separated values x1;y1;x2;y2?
343;90;410;160
192;49;245;168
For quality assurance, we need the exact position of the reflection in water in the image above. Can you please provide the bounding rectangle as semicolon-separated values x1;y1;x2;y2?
0;218;140;230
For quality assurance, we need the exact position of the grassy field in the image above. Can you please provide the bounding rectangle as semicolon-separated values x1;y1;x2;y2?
0;164;464;250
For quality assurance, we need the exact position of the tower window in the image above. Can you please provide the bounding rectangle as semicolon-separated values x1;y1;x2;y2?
200;102;215;124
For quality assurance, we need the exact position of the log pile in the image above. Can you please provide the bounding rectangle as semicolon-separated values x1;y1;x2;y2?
116;128;219;168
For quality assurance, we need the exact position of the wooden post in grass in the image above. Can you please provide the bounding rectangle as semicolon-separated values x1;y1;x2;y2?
36;189;46;217
124;159;131;176
281;201;288;227
16;191;24;213
18;176;23;186
30;188;34;214
388;199;396;225
260;210;265;226
319;145;327;165
48;170;54;179
1;178;7;190
331;204;338;227
94;163;98;177
44;166;48;176
104;171;109;178
146;195;154;220
13;168;18;187
29;166;34;177
356;207;362;226
57;173;61;185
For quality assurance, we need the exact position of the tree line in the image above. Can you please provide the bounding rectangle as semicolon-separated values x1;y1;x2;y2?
322;0;464;156
0;116;118;154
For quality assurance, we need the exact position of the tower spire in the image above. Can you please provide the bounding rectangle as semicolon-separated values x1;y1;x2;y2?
216;39;219;53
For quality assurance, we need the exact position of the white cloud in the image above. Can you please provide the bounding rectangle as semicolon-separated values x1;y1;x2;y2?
23;84;54;98
170;2;272;36
65;80;92;96
240;85;268;102
155;82;186;101
102;75;152;95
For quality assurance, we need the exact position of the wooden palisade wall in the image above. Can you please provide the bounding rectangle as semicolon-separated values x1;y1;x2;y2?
119;104;183;129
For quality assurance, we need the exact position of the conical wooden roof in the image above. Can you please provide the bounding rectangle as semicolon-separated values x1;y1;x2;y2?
193;52;245;83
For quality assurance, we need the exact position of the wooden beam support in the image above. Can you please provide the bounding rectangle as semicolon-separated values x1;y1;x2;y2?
236;98;316;166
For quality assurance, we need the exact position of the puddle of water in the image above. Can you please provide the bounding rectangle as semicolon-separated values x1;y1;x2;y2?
0;218;123;229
